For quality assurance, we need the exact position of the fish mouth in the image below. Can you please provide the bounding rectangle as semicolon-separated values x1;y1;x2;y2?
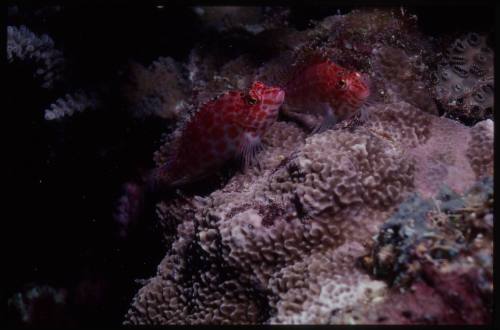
263;88;285;106
359;87;371;100
359;74;372;98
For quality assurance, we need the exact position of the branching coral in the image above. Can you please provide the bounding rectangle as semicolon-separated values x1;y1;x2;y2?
122;57;190;120
8;284;69;326
7;25;65;89
44;90;100;120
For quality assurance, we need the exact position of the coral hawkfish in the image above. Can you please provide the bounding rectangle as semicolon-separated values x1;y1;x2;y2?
153;81;285;186
284;58;371;132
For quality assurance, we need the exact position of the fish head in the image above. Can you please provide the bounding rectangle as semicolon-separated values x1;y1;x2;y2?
242;81;285;127
346;71;371;101
328;68;371;111
336;70;370;102
248;81;285;109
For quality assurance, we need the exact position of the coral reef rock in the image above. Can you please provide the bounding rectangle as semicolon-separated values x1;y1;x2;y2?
125;98;493;324
352;177;493;324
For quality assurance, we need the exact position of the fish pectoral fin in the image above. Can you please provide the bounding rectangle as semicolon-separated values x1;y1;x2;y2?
312;103;338;134
239;132;263;171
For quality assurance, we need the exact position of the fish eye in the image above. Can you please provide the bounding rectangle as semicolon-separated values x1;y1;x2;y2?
245;95;258;105
337;79;347;89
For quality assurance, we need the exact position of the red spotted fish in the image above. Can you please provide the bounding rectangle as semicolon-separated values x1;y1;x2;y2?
154;81;285;186
284;58;370;132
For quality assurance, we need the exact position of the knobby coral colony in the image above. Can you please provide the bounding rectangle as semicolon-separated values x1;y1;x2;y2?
9;6;493;325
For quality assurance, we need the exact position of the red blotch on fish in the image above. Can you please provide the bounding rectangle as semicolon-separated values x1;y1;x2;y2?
154;81;285;187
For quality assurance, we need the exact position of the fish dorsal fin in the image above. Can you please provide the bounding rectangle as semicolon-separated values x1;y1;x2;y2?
152;99;198;170
255;48;330;87
289;47;331;76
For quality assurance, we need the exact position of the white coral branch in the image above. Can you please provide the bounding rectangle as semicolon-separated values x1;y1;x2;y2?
44;91;100;120
7;25;65;88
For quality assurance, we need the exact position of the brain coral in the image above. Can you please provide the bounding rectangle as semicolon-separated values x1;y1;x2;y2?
267;241;387;324
268;127;414;217
362;101;492;198
125;97;493;324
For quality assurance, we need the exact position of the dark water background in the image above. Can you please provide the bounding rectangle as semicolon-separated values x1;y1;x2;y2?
7;2;494;326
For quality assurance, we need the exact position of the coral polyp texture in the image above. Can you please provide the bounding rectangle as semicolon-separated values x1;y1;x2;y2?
432;33;494;122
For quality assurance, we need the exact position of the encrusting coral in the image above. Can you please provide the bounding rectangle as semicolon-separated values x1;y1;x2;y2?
350;177;493;324
432;33;494;123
